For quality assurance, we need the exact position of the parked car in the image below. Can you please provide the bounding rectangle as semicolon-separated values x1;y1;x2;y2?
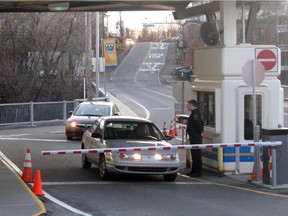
65;101;121;140
81;116;180;181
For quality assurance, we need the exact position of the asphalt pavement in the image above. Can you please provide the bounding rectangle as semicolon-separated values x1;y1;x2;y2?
1;42;288;216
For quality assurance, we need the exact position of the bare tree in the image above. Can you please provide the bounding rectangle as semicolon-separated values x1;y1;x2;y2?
0;12;86;103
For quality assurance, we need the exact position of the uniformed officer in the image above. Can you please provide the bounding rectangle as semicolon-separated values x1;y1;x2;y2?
186;99;204;177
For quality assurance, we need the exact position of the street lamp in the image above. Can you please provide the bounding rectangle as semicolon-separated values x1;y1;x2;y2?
48;2;69;11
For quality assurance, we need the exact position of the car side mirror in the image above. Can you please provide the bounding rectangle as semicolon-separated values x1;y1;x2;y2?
165;135;172;140
68;111;73;117
91;132;102;139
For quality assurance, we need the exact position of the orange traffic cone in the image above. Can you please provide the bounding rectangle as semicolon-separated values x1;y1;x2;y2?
33;170;44;196
250;165;255;181
169;120;176;138
162;122;167;135
250;162;263;181
21;148;33;183
174;118;178;136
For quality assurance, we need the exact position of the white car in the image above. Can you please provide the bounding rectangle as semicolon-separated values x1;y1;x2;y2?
81;116;180;181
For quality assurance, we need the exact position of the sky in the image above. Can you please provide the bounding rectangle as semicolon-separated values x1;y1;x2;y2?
106;11;174;33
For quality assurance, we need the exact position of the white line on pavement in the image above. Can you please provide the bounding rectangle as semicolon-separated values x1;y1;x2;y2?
41;181;208;186
0;137;67;142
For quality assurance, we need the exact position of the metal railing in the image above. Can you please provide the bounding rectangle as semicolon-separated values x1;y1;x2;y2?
0;85;109;127
0;101;76;127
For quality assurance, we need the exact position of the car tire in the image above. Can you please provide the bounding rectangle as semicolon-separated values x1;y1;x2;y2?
99;155;110;180
82;154;91;169
163;173;177;181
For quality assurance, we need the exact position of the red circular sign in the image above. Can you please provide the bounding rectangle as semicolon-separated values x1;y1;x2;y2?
256;49;277;71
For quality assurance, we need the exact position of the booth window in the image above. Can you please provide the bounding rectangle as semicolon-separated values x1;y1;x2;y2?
198;92;215;128
244;95;262;140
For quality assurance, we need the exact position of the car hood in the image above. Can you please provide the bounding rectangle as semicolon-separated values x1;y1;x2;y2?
67;115;100;124
104;140;172;148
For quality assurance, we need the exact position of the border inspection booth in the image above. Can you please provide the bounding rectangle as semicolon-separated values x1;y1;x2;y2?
173;1;283;175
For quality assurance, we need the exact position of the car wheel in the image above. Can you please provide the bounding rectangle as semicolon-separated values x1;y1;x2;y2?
99;155;110;180
163;173;177;181
81;154;91;169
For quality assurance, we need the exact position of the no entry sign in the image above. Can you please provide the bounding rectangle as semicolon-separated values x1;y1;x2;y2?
255;48;278;72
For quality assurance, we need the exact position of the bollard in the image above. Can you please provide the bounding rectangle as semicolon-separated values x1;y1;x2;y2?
272;148;277;187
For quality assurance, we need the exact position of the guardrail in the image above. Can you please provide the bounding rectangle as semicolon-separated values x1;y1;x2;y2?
0;86;109;127
0;101;76;127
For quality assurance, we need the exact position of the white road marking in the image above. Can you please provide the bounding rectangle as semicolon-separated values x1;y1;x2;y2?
0;137;67;142
0;133;31;137
124;96;150;119
42;181;208;186
0;131;64;138
149;107;173;111
44;193;92;216
49;131;64;134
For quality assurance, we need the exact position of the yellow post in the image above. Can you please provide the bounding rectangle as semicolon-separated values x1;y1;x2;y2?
217;147;224;176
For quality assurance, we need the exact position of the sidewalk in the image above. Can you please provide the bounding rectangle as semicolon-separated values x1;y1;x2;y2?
0;152;46;216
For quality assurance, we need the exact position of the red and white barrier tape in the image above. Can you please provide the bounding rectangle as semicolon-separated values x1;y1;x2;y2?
41;141;281;156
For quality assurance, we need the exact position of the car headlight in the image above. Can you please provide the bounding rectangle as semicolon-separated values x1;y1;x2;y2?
117;152;142;160
70;122;77;127
132;153;142;160
156;154;177;161
155;153;162;160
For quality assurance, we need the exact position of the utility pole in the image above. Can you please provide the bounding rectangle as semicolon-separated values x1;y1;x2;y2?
85;12;93;101
95;12;100;97
119;11;123;44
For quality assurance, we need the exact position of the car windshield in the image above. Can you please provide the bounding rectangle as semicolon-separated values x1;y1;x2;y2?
104;121;164;141
74;104;110;116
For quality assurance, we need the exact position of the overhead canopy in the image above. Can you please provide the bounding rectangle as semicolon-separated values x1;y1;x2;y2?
0;1;273;18
0;1;190;12
0;0;277;44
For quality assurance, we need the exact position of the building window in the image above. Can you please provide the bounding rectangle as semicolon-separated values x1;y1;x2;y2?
198;92;215;128
244;95;262;140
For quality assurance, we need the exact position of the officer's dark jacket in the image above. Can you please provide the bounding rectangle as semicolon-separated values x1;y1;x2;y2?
186;109;204;143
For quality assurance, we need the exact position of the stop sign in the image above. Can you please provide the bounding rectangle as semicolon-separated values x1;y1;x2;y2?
256;48;278;71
